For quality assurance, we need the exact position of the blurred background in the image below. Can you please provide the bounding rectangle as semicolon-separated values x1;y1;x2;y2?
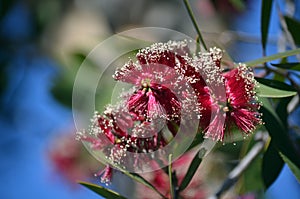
0;0;299;198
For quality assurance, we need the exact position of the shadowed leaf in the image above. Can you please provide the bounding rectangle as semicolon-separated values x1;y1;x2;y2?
284;16;300;45
271;62;300;71
261;0;273;53
262;141;284;189
179;150;202;191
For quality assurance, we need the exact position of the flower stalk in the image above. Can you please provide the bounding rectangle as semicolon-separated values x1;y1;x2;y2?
182;0;208;51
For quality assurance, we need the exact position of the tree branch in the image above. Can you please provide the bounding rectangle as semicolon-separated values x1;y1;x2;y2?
208;133;268;199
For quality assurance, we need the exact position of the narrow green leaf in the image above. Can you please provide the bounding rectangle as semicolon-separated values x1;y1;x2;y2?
276;97;293;128
79;181;127;199
168;154;174;199
262;141;284;189
245;48;300;66
271;62;300;71
261;106;300;168
284;16;300;45
279;152;300;183
257;82;297;98
178;151;202;191
256;78;296;92
261;0;273;53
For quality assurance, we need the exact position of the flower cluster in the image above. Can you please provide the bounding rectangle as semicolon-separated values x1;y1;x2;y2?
76;40;262;183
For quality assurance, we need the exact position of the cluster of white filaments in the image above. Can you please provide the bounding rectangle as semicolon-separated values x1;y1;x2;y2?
236;63;259;102
192;48;224;85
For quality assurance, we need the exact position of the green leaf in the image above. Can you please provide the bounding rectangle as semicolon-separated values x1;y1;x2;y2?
245;48;300;66
279;152;300;183
261;0;273;53
240;152;264;193
256;78;296;92
79;181;127;199
178;150;203;191
276;97;293;128
271;62;300;71
260;105;300;168
229;0;246;11
168;154;175;199
262;141;284;189
284;16;300;45
257;82;297;98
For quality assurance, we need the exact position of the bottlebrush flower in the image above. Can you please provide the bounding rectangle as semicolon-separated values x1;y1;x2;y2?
76;104;171;181
113;41;201;134
203;63;262;141
223;64;262;134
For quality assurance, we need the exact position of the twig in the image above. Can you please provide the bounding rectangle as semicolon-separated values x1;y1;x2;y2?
182;0;207;51
208;133;268;199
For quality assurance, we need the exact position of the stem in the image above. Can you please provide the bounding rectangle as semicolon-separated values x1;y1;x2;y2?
183;0;208;51
168;154;175;199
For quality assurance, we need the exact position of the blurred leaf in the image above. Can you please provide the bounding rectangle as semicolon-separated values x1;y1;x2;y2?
262;141;284;189
229;0;246;11
51;52;100;107
0;0;15;19
260;105;300;168
271;62;300;71
245;48;300;66
279;152;300;183
239;151;264;193
284;16;300;45
261;0;273;53
79;181;127;199
0;64;7;97
257;82;297;98
256;78;296;91
168;154;175;199
179;150;202;191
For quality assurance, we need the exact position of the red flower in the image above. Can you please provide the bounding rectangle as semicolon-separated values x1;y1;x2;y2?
223;63;262;134
114;41;200;134
203;63;262;141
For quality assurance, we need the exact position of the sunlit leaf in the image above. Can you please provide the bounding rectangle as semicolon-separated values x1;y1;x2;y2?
284;16;300;45
257;82;297;98
79;181;127;199
245;48;300;66
261;0;273;53
262;141;284;189
279;152;300;183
